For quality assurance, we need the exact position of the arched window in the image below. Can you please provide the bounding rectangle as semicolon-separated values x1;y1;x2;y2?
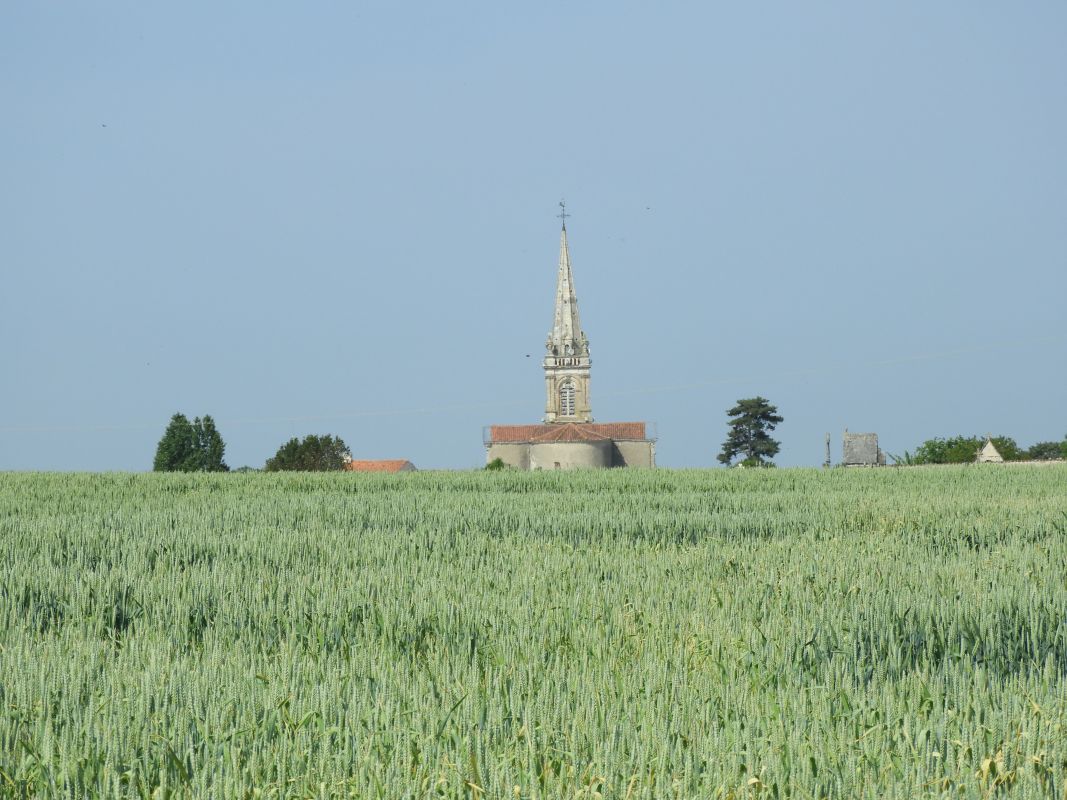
560;382;575;416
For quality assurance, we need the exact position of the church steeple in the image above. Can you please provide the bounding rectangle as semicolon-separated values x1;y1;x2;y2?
544;203;592;423
547;220;589;359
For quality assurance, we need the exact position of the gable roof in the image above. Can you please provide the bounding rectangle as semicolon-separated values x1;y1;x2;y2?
977;440;1003;463
344;460;416;473
489;422;647;443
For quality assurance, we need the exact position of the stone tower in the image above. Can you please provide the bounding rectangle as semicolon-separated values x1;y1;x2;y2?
544;212;592;423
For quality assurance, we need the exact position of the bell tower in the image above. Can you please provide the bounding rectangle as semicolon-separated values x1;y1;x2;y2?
544;203;592;423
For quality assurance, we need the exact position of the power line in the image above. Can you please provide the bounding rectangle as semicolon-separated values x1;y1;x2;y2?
0;334;1061;435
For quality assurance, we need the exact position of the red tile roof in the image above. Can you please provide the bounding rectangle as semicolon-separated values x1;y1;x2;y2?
344;460;416;473
489;422;647;443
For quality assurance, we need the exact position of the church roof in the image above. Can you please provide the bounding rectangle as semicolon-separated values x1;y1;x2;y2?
530;423;612;442
344;459;416;473
489;422;648;443
547;220;587;355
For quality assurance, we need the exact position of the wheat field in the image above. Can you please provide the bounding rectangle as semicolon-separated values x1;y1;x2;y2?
1;467;1065;798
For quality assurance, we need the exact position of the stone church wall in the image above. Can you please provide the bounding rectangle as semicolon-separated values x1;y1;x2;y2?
487;439;655;470
486;443;530;470
612;440;655;468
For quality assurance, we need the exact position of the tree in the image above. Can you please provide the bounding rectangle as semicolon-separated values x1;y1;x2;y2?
265;435;350;472
1026;441;1065;461
153;413;229;472
912;435;1022;464
193;415;228;472
154;413;197;471
717;397;783;467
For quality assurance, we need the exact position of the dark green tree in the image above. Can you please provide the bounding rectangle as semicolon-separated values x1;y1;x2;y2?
717;397;783;466
193;415;228;472
153;413;197;471
265;435;350;472
153;413;229;472
1026;441;1064;461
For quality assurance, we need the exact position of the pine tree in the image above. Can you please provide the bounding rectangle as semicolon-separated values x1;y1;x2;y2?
717;397;784;467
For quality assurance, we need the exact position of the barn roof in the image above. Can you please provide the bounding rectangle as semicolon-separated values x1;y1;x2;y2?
344;460;416;473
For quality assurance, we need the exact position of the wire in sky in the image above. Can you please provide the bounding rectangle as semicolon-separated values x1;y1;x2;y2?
0;334;1061;435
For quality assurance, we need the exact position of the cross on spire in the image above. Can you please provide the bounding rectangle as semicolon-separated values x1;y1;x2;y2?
557;199;570;230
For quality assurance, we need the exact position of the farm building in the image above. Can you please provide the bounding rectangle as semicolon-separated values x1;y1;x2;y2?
484;210;655;470
842;431;885;466
344;459;416;473
976;439;1003;463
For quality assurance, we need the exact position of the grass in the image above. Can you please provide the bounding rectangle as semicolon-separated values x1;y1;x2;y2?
0;466;1065;798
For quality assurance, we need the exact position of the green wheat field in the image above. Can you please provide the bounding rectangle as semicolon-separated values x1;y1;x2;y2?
1;467;1065;798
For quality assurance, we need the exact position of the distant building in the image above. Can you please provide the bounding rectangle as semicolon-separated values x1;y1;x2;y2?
976;439;1003;463
842;431;885;466
484;210;655;469
344;459;416;473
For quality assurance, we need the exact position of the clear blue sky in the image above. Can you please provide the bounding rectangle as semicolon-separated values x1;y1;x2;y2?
2;2;1064;470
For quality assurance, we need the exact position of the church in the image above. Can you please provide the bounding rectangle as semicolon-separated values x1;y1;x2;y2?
484;210;656;470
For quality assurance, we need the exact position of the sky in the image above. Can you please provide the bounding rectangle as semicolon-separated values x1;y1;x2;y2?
1;2;1064;471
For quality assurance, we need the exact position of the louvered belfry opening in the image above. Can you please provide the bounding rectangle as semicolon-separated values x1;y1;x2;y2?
560;382;576;417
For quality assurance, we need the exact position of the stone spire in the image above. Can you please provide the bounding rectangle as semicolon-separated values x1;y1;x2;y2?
546;208;589;358
544;204;592;423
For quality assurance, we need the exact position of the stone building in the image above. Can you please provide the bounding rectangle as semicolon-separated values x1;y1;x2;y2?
842;431;885;466
484;213;655;469
976;438;1003;463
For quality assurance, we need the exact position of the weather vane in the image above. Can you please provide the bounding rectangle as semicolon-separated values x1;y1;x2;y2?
557;199;570;229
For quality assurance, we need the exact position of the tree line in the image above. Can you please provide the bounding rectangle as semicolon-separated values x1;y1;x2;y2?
899;435;1067;465
712;398;1066;467
153;406;1063;471
153;413;350;472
